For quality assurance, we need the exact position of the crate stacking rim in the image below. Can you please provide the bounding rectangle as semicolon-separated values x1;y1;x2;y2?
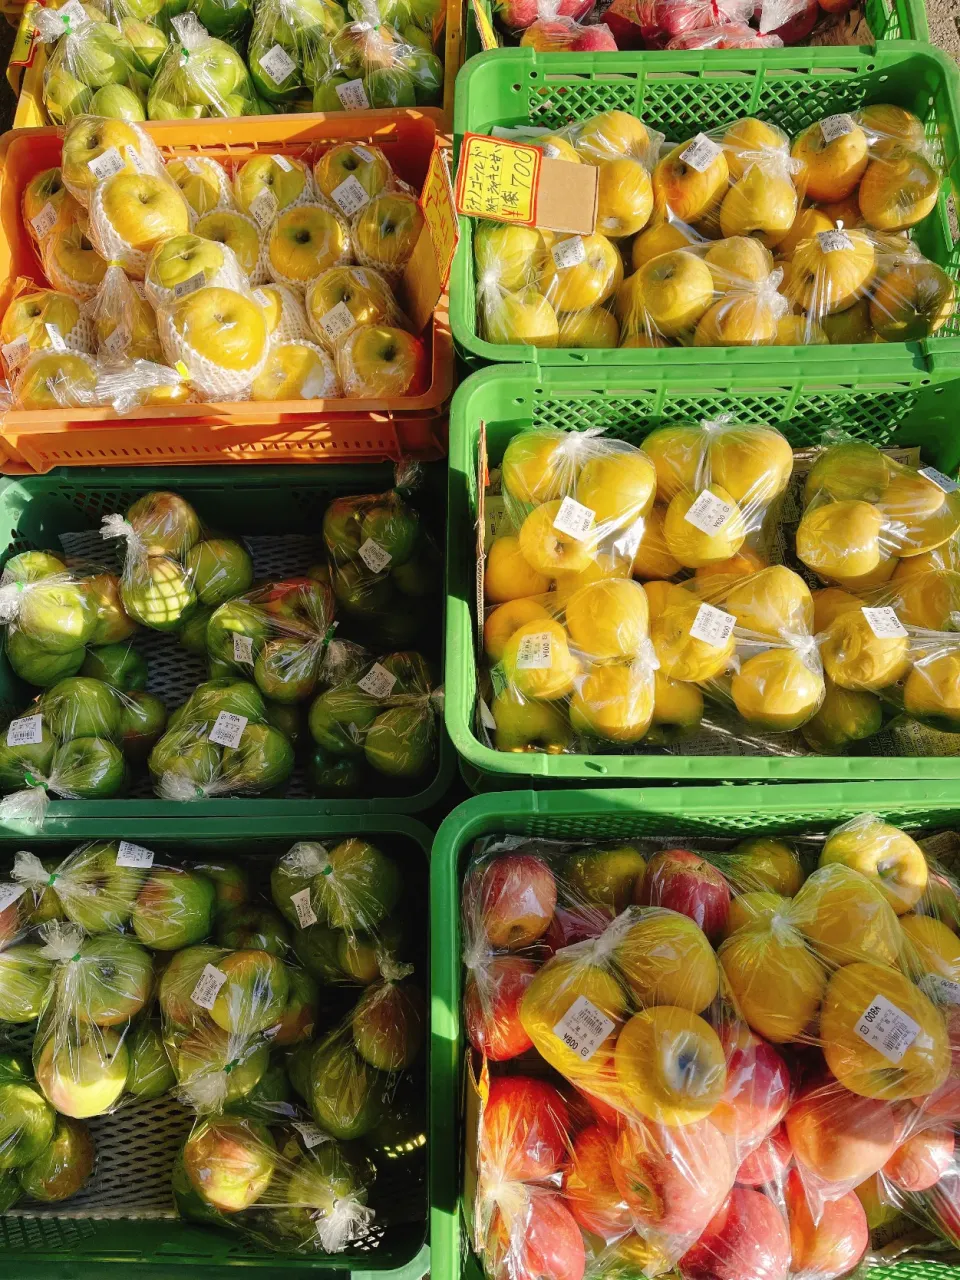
0;812;432;1278
0;111;453;472
0;462;456;825
445;362;960;784
450;43;960;381
429;785;960;1280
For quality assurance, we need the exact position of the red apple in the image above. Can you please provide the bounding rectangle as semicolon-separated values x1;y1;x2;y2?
602;0;648;45
817;0;855;14
786;1083;901;1186
465;955;538;1061
481;1076;569;1182
612;1118;733;1239
519;18;576;48
572;22;618;48
758;0;818;42
495;0;590;26
469;854;557;951
914;1008;960;1120
737;1123;793;1187
712;1025;791;1151
680;1187;790;1280
0;896;23;948
929;1171;960;1246
487;1191;586;1280
883;1124;955;1192
786;1168;868;1280
637;849;731;941
542;903;612;956
562;1123;631;1238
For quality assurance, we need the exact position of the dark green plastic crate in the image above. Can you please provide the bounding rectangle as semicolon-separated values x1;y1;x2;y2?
0;465;455;830
429;785;960;1280
451;44;960;385
0;813;432;1277
446;363;960;785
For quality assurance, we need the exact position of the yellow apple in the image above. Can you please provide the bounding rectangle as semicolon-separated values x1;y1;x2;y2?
1;290;86;364
791;863;903;967
820;817;927;915
729;837;804;896
145;234;231;305
708;425;793;506
520;953;627;1087
268;204;350;287
616;909;719;1012
570;658;655;743
483;288;559;348
801;679;884;754
720;918;827;1043
650;596;735;682
703;237;774;288
663;485;746;568
484;598;551;662
901;914;960;985
796;498;884;583
166;157;229;217
723;118;789;181
61;117;153;206
620;250;714;340
539;233;622;313
732;646;824;731
903;651;960;730
534;133;580;165
556;306;619;348
819;606;910;691
257;283;312;342
653;141;729;224
791;121;869;202
501;618;579;700
869;259;955;342
92;173;190;275
631;220;698;271
474;223;546;291
857;104;927;152
518;501;598;576
648;669;703;743
485;535;551;603
195;210;263;282
717;566;814;636
161;285;268;400
16;352;99;410
490;686;573;753
858;148;940;232
251;340;338;401
631;505;682;579
615;1006;726;1126
95;274;163;363
575;110;652;163
314;143;391;204
305;266;395;346
577;449;657;529
553;554;621;605
354;193;424;273
596;158;653;239
642;424;703;502
235;154;310;217
501;431;570;506
719;166;798;248
42;216;108;301
812;587;862;632
694;291;780;347
565;578;650;660
775;314;829;344
22;167;80;243
784;229;876;314
338;325;424;398
776;206;835;260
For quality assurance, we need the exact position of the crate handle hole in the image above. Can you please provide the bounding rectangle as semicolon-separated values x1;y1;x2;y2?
512;83;522;91
585;761;608;774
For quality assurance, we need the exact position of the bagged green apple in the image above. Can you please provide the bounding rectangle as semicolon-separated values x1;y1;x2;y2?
149;677;295;799
0;563;103;686
304;266;405;355
206;577;336;704
309;0;435;113
147;13;261;120
35;2;152;127
176;1114;375;1252
11;349;102;411
248;0;347;108
144;233;250;311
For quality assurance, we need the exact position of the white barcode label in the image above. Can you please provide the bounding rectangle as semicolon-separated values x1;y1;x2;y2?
358;662;397;699
273;153;293;173
919;466;960;493
551;236;586;270
335;79;369;111
689;602;736;647
479;697;497;730
293;1120;327;1148
541;142;560;159
249;187;278;229
0;882;25;912
209;711;248;748
258;43;297;85
57;0;88;27
191;963;228;1010
680;134;722;173
358;538;392;573
173;271;205;299
553;994;615;1062
184;158;203;175
319;300;356;341
820;113;856;144
818;229;854;253
552;495;596;541
125;146;148;175
862;606;907;639
854;993;920;1063
919;973;960;1006
232;632;254;664
353;146;375;164
101;325;129;358
116;841;154;869
330;174;370;216
88;147;126;181
44;324;66;352
7;714;42;746
31;202;59;238
685;489;736;534
516;631;552;669
2;336;30;368
291;886;317;928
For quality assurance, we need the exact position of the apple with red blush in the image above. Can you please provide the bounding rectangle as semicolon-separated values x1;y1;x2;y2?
487;1191;586;1280
612;1117;733;1238
754;0;818;41
469;854;557;951
562;1123;632;1238
883;1124;955;1192
737;1122;793;1187
680;1186;790;1280
464;955;538;1061
786;1168;868;1280
712;1025;791;1152
637;848;731;941
481;1075;569;1182
572;23;618;48
785;1082;901;1186
914;1007;960;1121
542;903;612;956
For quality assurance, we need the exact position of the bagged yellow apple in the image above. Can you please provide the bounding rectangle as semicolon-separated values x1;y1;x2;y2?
11;349;101;411
0;280;95;382
86;164;191;281
35;3;151;128
166;156;236;222
40;209;109;303
259;282;315;344
60;115;166;209
233;153;319;228
175;1115;376;1253
144;234;250;311
305;265;406;352
155;278;270;401
264;199;352;293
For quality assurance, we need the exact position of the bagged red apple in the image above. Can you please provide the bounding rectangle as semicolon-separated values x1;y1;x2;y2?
665;21;783;45
633;0;755;44
516;0;619;51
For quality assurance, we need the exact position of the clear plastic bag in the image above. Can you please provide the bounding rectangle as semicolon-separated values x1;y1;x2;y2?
247;0;347;108
265;200;352;293
309;0;439;113
0;1051;95;1208
147;14;261;120
60;115;166;209
0;280;95;381
35;4;150;127
665;22;783;46
634;0;755;44
305;266;404;352
166;155;236;221
40;209;108;304
144;233;249;311
87;166;191;281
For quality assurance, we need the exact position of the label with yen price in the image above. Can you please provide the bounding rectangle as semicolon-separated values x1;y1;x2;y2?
116;842;155;869
88;147;125;180
690;603;736;648
209;711;247;748
685;490;736;535
258;43;296;85
552;496;596;541
319;301;356;342
358;539;392;573
861;606;908;639
854;993;920;1064
290;887;317;928
7;715;43;746
330;175;370;217
680;134;722;173
515;632;553;669
551;237;586;270
818;229;854;254
191;963;228;1010
31;203;59;239
232;633;254;664
358;663;398;699
820;114;855;144
552;995;615;1062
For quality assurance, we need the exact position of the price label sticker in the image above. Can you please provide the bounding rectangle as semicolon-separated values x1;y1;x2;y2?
335;79;370;111
191;963;228;1010
540;142;560;159
232;633;254;664
820;113;856;144
479;697;497;731
685;489;736;535
919;466;960;494
184;158;203;175
319;300;356;342
88;147;125;181
209;711;248;748
290;886;317;928
358;538;392;573
919;973;960;1006
258;42;297;85
273;153;293;173
690;603;736;648
854;993;921;1064
249;187;278;229
44;324;66;352
516;631;552;669
455;134;541;225
353;146;375;164
358;662;398;699
7;714;43;747
330;174;370;217
0;883;25;912
862;606;908;639
553;994;615;1062
817;229;854;253
31;202;59;239
101;325;130;359
116;842;155;869
125;146;148;175
552;495;596;542
680;134;722;173
173;271;205;300
551;236;586;270
293;1120;327;1148
2;336;30;369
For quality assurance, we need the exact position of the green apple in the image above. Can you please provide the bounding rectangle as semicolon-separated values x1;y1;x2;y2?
189;678;267;725
80;23;141;87
0;1172;19;1211
26;859;64;927
0;721;56;791
314;838;400;931
365;705;434;778
178;605;215;655
352;980;424;1069
206;601;270;668
254;638;319;704
194;0;253;38
176;1026;271;1107
400;47;441;103
44;69;94;124
363;67;416;108
407;0;442;27
387;544;439;597
42;676;122;741
191;860;249;916
129;69;152;101
182;40;249;110
148;235;228;294
291;923;343;981
350;0;410;21
235;154;309;215
182;1117;276;1213
87;574;137;646
2;552;66;584
89;83;146;120
54;841;147;933
220;722;295;792
127;1021;176;1099
132;867;217;950
312;75;350;112
359;498;419;566
226;1060;292;1120
172;1149;230;1227
308;685;379;755
148;93;205;120
322;497;364;558
271;841;326;926
6;632;84;688
18;1116;94;1201
185;539;254;608
402;23;432;48
148;727;221;788
287;1041;317;1100
308;746;366;797
51;737;126;799
121;556;196;631
217;905;289;955
80;644;148;692
0;944;54;1022
120;690;167;761
18;581;98;654
308;1034;385;1139
208;949;288;1035
121;19;168;72
264;699;302;745
379;650;433;695
126;492;201;557
158;943;223;1028
272;968;317;1046
336;916;405;983
71;934;153;1026
277;1145;368;1249
332;561;395;615
247;24;304;104
35;1026;130;1118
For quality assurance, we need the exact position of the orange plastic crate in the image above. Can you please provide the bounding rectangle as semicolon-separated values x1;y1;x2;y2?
0;110;454;472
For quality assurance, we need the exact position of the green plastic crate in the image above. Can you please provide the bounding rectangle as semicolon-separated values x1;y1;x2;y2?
429;784;960;1280
0;812;431;1277
445;363;960;785
450;44;960;383
0;465;455;829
